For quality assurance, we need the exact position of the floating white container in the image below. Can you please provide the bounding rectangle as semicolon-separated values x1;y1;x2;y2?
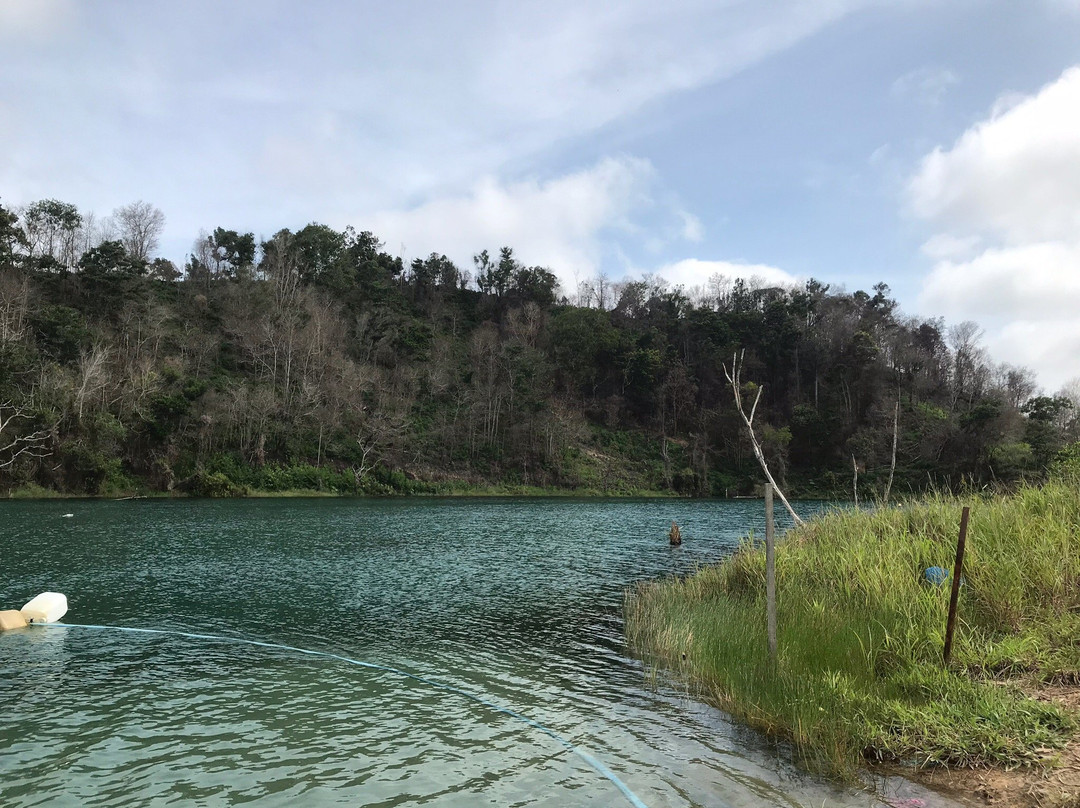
20;592;68;624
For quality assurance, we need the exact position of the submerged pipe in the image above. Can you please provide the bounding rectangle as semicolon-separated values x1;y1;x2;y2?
31;622;651;808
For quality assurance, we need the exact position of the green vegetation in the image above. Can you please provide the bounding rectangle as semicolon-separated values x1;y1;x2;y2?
1;197;1078;497
625;451;1080;777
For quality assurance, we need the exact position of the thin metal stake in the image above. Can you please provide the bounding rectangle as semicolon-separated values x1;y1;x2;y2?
943;506;970;666
765;483;777;664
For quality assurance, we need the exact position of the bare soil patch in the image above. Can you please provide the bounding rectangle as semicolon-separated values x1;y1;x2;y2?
898;684;1080;808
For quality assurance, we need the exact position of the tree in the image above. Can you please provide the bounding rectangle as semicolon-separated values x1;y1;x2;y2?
113;201;165;262
723;351;804;526
293;223;347;287
200;228;256;280
0;203;28;264
1022;395;1074;467
148;258;181;282
77;240;146;277
473;249;494;295
23;199;82;269
510;266;559;307
0;401;51;470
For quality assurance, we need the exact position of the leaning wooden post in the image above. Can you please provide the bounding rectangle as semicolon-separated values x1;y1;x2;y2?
943;506;970;666
765;483;777;665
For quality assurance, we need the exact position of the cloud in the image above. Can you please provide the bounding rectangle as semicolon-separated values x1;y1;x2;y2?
922;242;1080;321
679;212;705;243
0;0;875;263
656;258;799;291
919;233;981;261
908;66;1080;244
911;66;1080;389
0;0;75;41
366;156;698;290
989;319;1080;394
891;67;959;106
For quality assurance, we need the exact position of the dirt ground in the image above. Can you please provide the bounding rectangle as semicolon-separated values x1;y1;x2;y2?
897;684;1080;808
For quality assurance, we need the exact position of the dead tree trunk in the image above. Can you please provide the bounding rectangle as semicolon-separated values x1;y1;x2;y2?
852;454;859;508
883;396;899;504
723;351;805;527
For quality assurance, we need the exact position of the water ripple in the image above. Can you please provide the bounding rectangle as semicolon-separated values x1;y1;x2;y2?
1;498;957;807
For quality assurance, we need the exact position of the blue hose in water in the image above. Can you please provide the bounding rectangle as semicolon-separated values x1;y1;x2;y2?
31;622;650;808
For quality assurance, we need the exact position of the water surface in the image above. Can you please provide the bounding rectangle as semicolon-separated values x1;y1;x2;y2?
0;498;955;807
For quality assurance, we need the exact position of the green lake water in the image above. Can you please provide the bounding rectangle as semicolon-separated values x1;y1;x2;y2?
0;498;957;807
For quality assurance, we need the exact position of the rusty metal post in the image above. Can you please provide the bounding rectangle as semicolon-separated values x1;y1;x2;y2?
943;506;970;666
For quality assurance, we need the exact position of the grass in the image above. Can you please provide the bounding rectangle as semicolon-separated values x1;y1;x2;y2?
625;465;1080;778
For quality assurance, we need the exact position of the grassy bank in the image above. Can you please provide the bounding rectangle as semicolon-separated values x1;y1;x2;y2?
625;464;1080;778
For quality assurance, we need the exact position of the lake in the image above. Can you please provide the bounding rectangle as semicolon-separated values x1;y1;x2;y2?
0;498;955;807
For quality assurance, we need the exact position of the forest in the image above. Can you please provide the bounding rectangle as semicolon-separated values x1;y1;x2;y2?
0;198;1076;498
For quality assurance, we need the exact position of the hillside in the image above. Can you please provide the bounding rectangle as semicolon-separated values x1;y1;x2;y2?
0;201;1076;497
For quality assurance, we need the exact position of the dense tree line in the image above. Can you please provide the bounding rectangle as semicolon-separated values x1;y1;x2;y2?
0;198;1076;497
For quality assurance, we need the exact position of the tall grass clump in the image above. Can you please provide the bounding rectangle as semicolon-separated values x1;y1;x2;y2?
626;461;1080;776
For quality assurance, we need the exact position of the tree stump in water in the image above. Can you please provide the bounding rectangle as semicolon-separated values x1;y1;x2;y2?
669;522;682;546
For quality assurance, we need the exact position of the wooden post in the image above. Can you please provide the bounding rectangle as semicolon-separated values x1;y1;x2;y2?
765;483;777;664
943;506;970;666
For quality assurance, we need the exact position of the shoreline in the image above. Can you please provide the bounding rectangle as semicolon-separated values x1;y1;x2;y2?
885;679;1080;807
1;485;685;501
625;474;1080;807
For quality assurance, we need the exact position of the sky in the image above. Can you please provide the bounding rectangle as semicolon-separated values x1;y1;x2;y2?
2;0;1079;389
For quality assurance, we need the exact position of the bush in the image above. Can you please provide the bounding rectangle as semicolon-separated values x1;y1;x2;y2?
189;470;246;497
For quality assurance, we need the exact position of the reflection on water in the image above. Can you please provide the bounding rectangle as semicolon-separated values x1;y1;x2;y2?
0;498;958;807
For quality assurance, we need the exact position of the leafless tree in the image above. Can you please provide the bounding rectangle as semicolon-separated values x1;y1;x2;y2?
723;350;804;526
0;402;51;469
113;201;165;262
948;321;989;407
74;344;111;422
0;269;30;344
352;411;406;484
997;363;1038;409
882;395;900;504
851;454;859;508
1058;377;1080;442
590;272;612;310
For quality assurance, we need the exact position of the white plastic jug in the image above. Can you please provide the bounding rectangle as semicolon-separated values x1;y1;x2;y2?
20;592;68;624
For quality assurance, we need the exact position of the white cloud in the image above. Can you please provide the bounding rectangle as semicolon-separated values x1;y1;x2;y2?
922;242;1080;321
0;0;876;263
909;66;1080;244
656;258;799;291
919;233;981;261
679;212;705;243
0;0;75;41
892;67;959;106
911;66;1080;389
988;319;1080;394
366;156;698;290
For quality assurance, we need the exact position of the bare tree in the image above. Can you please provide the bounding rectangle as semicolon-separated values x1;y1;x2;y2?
590;272;612;310
0;402;51;469
948;321;989;407
0;269;30;345
1058;377;1080;442
352;411;406;484
74;344;111;422
723;351;804;526
997;363;1038;409
113;201;165;262
882;395;900;504
852;454;859;508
